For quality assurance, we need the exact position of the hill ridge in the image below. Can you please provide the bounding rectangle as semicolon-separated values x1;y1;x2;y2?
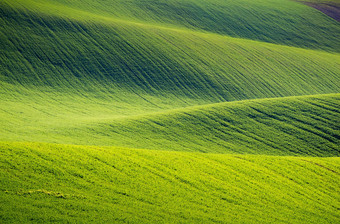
2;3;340;101
2;93;339;156
2;0;340;52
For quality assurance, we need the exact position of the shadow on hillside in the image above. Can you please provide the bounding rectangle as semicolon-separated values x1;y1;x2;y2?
303;1;340;22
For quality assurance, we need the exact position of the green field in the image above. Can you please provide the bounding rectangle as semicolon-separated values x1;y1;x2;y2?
1;142;340;223
1;0;340;223
2;94;339;156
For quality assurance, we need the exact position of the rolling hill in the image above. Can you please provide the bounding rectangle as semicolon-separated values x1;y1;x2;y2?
0;0;339;223
3;0;340;52
2;94;339;156
1;142;339;223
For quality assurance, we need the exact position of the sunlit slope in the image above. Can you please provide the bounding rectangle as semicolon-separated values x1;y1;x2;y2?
1;142;339;223
1;3;340;105
3;0;340;52
76;94;340;156
2;94;339;156
1;1;339;156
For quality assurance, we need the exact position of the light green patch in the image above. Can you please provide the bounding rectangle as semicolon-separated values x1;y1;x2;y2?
1;142;339;223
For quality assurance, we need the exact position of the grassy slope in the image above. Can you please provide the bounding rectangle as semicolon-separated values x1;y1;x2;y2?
301;0;340;3
1;1;339;153
1;142;339;223
71;94;340;156
1;2;339;102
1;0;340;223
4;0;340;52
2;94;339;156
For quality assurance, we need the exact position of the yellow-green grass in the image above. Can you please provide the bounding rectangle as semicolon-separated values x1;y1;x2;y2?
1;0;340;222
1;94;339;156
1;141;339;223
70;93;340;156
2;0;340;52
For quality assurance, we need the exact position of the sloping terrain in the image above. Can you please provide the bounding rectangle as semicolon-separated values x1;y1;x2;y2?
1;2;339;102
3;0;340;52
300;0;340;22
1;0;340;223
68;94;340;156
1;142;339;223
2;94;339;156
1;0;339;149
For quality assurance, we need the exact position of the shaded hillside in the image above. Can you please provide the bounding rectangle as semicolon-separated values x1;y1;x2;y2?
3;0;340;52
1;2;339;102
299;0;340;22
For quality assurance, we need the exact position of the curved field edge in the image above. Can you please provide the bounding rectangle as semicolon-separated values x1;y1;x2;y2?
1;2;339;103
82;93;340;156
297;0;340;22
0;141;339;223
3;94;338;156
2;0;340;53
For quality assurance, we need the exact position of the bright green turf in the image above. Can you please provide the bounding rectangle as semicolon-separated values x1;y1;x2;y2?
1;142;339;223
2;94;339;156
69;94;340;156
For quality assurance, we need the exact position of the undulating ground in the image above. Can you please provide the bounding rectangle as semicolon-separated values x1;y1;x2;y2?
0;0;339;223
